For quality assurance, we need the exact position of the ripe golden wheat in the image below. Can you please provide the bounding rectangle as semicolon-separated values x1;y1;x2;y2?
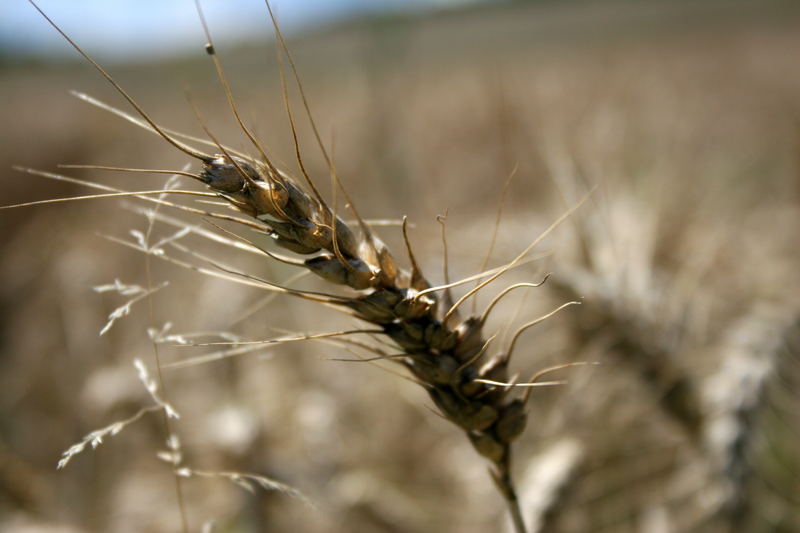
7;2;594;532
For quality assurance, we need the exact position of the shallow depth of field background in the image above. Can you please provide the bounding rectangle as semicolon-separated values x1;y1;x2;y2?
2;1;800;532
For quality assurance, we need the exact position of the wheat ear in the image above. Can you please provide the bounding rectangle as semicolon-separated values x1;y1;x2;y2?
23;1;592;530
189;120;589;531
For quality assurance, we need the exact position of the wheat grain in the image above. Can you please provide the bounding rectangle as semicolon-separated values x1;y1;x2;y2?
20;1;594;531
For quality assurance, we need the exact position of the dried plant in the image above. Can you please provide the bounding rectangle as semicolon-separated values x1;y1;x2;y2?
6;1;596;531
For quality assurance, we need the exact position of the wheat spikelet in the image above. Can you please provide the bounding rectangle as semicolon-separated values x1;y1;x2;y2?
179;68;587;532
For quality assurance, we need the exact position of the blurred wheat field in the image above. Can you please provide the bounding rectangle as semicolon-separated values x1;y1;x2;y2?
2;1;800;532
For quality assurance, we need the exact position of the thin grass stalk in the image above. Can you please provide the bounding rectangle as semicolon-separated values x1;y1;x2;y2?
143;179;190;533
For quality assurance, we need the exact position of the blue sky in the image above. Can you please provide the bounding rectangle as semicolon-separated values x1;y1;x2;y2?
1;0;481;61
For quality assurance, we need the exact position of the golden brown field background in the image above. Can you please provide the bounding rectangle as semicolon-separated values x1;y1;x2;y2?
2;1;800;532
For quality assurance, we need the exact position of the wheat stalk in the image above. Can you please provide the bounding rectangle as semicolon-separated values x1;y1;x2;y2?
17;1;594;530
